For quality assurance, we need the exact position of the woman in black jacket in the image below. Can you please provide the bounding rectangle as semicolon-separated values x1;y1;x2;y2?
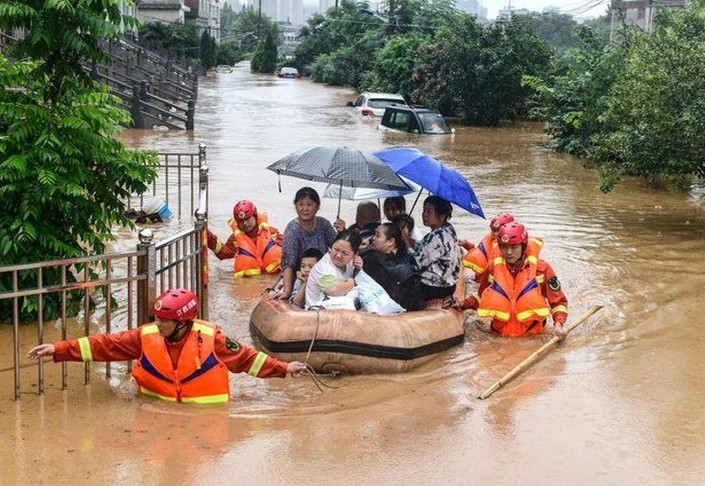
361;223;425;311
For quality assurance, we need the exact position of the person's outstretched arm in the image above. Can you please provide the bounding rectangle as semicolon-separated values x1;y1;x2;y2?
27;328;143;363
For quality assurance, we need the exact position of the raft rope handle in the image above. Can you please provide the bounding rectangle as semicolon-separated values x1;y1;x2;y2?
295;306;343;393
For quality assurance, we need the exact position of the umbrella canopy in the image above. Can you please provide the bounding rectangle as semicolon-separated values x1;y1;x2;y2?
267;146;410;191
322;177;420;201
374;147;485;219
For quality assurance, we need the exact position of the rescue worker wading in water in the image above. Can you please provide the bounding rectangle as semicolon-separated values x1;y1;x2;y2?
207;199;283;278
460;212;516;281
27;289;306;404
461;223;568;339
460;213;545;306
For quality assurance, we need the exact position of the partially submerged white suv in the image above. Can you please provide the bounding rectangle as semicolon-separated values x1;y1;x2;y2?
347;92;408;117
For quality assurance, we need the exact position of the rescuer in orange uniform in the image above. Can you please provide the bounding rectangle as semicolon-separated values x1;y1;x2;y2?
460;212;515;280
207;200;283;278
462;223;568;338
27;289;306;404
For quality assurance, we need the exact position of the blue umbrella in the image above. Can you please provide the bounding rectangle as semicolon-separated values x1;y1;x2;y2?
374;147;485;219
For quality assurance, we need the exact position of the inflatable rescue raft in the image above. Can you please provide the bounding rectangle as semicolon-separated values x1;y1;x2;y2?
249;298;466;374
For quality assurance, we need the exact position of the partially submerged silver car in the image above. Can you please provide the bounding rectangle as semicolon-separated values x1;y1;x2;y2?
378;105;454;134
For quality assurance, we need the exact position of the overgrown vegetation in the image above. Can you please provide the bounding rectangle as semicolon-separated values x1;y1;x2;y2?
138;22;242;70
525;1;705;191
293;1;553;125
0;0;158;321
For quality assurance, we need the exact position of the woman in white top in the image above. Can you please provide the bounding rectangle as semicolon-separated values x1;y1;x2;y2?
305;230;363;308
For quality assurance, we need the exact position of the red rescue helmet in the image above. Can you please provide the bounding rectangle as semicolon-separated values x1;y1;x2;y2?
498;222;528;246
490;213;515;232
233;200;257;221
153;288;198;321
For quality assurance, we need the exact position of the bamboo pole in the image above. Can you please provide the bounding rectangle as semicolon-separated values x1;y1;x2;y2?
478;305;604;400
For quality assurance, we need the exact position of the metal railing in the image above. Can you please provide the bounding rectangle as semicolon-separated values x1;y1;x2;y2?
0;146;210;400
128;143;207;219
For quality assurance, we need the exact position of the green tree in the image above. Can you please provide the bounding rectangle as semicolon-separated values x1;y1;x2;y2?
294;2;383;77
590;1;705;190
521;11;579;56
139;22;200;61
361;33;429;97
581;9;612;48
0;0;158;320
200;30;217;70
412;13;551;125
522;27;627;158
251;31;278;73
223;6;278;54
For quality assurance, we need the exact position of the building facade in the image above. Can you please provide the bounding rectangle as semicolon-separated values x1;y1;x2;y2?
456;0;488;20
137;1;221;41
137;0;191;25
610;0;687;34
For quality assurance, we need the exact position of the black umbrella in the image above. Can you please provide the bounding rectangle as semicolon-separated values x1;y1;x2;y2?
267;146;410;217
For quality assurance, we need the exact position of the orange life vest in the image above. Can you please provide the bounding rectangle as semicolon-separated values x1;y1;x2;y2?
477;239;550;337
462;233;496;280
228;213;282;278
131;320;230;404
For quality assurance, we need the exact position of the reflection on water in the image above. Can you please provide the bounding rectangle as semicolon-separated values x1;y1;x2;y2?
2;64;705;485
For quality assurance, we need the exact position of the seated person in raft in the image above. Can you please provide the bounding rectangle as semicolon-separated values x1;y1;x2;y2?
392;213;417;249
412;196;461;309
305;230;362;309
206;199;282;278
362;223;425;311
290;248;323;308
384;196;423;242
334;201;381;253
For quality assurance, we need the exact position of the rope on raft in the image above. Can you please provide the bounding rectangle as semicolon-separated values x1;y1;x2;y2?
296;306;343;393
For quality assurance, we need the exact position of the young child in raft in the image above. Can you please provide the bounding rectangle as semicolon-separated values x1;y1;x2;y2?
290;248;324;308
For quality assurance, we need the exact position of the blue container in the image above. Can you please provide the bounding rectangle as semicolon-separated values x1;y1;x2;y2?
143;196;173;220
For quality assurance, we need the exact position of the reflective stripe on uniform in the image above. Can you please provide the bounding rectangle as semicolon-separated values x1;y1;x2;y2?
551;305;568;315
264;260;279;273
140;387;177;402
536;274;545;284
516;307;550;321
463;260;484;273
247;352;269;376
77;337;93;362
525;255;538;265
235;268;262;278
141;324;160;335
182;394;229;404
477;309;511;320
529;237;544;248
191;321;215;336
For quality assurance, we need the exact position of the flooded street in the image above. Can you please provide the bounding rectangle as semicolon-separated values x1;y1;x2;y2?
3;65;705;485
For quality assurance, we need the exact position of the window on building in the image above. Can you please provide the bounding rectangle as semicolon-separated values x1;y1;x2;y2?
637;8;645;19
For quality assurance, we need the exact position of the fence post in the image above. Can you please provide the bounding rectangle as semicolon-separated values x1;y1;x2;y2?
131;82;143;129
196;145;209;319
186;100;195;130
137;229;156;326
198;143;207;214
140;80;149;101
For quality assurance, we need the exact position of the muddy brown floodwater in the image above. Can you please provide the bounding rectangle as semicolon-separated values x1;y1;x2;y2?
2;64;705;486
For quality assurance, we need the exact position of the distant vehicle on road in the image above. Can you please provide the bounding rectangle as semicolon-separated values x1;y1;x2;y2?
347;92;408;117
216;65;233;73
277;67;300;78
378;105;454;135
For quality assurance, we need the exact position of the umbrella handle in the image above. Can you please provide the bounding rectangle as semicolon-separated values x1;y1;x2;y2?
277;173;282;193
409;188;424;216
336;180;342;219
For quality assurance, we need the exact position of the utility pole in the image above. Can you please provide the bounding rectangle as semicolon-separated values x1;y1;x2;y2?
258;0;262;37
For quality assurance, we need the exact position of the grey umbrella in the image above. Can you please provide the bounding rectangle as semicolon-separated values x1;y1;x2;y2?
267;146;410;217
